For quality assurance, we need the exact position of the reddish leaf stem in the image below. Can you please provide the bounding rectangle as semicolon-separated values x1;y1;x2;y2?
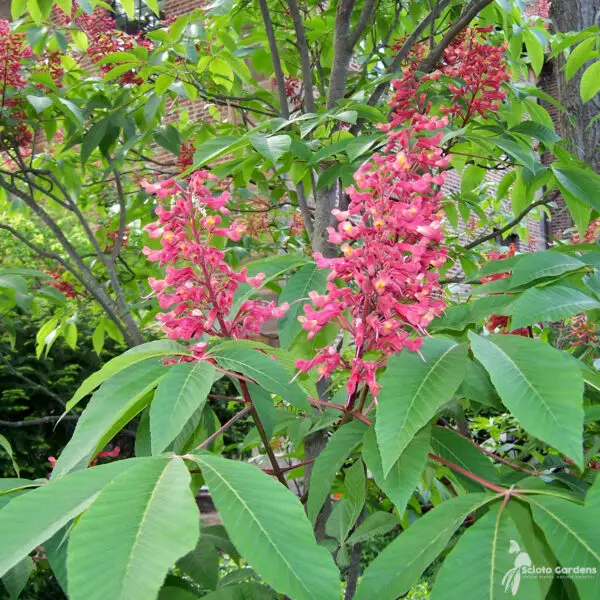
434;424;537;475
195;405;253;450
428;452;507;494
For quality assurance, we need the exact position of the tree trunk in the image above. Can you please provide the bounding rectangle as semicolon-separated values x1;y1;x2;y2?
550;0;600;171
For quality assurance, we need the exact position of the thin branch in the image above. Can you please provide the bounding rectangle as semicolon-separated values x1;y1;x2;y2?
195;405;253;450
295;181;314;238
429;452;508;494
258;0;290;119
327;0;356;109
239;379;289;487
348;0;378;48
285;0;316;113
435;425;537;475
464;193;556;250
418;0;495;73
362;0;452;110
0;416;79;427
110;168;127;264
0;353;66;408
263;457;316;475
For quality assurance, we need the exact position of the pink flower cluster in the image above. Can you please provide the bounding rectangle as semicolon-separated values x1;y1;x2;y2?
142;172;288;343
55;2;153;85
441;27;509;124
295;27;510;404
295;82;449;401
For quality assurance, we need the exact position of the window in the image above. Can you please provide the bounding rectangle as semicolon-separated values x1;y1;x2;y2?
111;0;165;34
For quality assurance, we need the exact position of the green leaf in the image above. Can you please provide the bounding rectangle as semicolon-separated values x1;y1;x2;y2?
278;263;328;349
469;333;584;469
53;360;167;478
177;537;219;590
327;461;365;542
565;38;598;80
506;501;556;599
154;125;181;156
552;165;600;212
491;134;538;173
430;507;542;600
250;134;291;163
150;361;215;454
2;556;34;600
11;0;27;19
307;420;368;523
524;29;545;75
510;120;560;145
0;434;19;477
92;322;104;356
376;338;468;475
81;119;109;163
199;583;275;599
210;347;310;411
26;94;52;113
431;427;500;492
228;253;310;320
346;511;399;545
362;426;430;514
333;110;357;124
190;453;340;600
563;189;592;235
457;360;503;410
67;340;192;411
0;459;139;577
193;136;244;168
509;251;586;287
68;458;199;600
511;285;600;328
530;495;600;599
353;494;492;600
581;61;600;102
317;164;342;190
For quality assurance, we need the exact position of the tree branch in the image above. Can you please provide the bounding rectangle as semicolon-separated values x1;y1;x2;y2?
285;0;316;113
348;0;378;48
464;193;556;250
0;352;66;408
195;404;253;450
0;416;79;427
327;0;356;109
363;0;452;109
417;0;495;73
258;0;290;119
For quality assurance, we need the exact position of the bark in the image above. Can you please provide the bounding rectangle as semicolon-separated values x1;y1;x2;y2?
550;0;600;172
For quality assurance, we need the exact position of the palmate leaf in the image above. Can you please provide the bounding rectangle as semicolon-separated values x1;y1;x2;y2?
190;453;340;600
210;347;310;411
52;360;167;478
509;251;586;288
346;511;399;546
469;333;585;469
277;263;329;349
0;460;140;577
431;427;500;493
306;420;368;523
376;338;468;475
67;340;192;411
199;583;275;599
510;285;600;329
362;426;430;515
530;495;600;600
353;494;494;600
150;361;215;454
430;505;542;600
68;457;199;600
